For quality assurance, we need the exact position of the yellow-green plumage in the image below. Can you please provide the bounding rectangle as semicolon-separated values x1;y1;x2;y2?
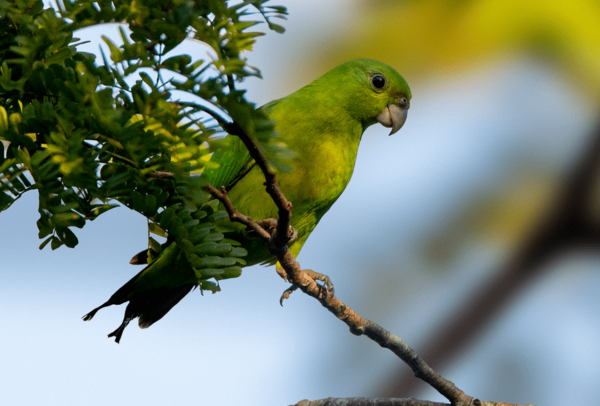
83;59;411;342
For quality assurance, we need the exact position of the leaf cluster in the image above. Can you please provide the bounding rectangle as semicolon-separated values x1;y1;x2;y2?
0;0;287;286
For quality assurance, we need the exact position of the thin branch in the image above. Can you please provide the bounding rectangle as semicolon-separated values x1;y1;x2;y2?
204;183;271;240
203;120;473;406
274;246;471;406
147;171;175;179
223;121;293;247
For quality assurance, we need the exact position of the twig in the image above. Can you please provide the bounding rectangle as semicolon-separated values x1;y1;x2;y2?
276;247;471;406
177;100;292;245
203;120;476;406
205;183;271;240
147;171;175;179
223;121;293;247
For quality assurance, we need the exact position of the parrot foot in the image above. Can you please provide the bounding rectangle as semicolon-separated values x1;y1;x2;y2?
279;284;298;306
304;269;335;296
276;265;335;305
244;219;298;244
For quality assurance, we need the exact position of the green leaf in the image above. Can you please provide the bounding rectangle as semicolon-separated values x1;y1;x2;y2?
0;106;8;131
268;23;285;33
39;236;53;250
204;232;224;242
45;47;73;65
230;247;248;257
192;210;208;220
53;212;85;228
197;256;224;268
212;210;228;220
50;236;62;250
149;237;162;254
130;191;144;211
159;208;176;230
193;241;232;256
197;268;225;278
139;72;155;89
90;203;118;218
220;266;242;279
144;194;157;215
183;219;199;228
179;238;194;254
221;238;242;246
189;227;210;243
149;221;167;238
200;280;220;293
58;227;79;248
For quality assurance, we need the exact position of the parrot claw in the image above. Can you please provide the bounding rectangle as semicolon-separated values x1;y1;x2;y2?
304;269;335;296
279;284;298;306
276;268;334;304
304;269;335;297
244;219;298;244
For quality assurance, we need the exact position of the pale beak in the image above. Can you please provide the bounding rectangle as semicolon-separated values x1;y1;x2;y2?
376;103;409;136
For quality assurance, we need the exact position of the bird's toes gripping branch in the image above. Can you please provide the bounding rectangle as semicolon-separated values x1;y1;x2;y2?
276;264;335;305
253;217;332;304
244;218;298;243
303;269;335;297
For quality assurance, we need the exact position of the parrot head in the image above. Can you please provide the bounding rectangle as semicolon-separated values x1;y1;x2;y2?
316;58;411;135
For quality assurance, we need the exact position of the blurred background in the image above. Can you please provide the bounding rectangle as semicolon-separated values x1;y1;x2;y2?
2;0;600;405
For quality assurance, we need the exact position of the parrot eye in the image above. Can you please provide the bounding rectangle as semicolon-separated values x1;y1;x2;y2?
371;74;386;89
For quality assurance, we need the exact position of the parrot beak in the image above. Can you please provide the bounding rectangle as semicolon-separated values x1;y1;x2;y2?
376;99;409;136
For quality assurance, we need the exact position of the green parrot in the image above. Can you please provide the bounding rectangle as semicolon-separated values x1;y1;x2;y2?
83;58;411;343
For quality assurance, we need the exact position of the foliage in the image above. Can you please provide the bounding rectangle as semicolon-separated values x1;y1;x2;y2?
0;0;287;288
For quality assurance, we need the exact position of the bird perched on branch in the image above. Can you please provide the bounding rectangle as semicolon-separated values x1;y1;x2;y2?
83;58;411;342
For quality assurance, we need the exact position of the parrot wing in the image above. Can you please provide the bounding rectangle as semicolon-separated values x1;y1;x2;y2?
203;98;281;190
203;136;256;191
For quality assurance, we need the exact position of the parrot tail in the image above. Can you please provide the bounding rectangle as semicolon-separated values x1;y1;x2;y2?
84;284;195;344
138;284;196;329
108;284;195;344
82;302;110;322
83;243;198;343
